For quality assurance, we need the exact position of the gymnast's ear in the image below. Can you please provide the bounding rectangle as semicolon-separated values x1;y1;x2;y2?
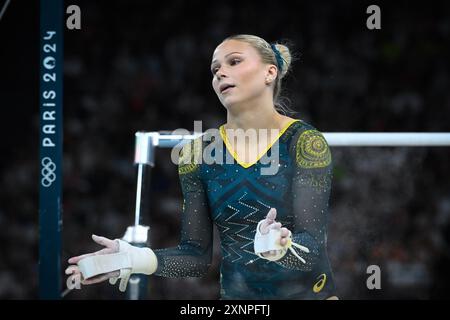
264;64;278;84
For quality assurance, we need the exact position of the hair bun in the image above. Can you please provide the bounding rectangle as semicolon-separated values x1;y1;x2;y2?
272;43;292;79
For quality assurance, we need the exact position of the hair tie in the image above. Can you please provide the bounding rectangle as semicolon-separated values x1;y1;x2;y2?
270;44;284;71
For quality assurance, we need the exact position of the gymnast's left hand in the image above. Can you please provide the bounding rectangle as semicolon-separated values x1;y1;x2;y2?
258;208;292;258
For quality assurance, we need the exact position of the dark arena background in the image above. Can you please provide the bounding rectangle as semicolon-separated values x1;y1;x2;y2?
0;0;450;301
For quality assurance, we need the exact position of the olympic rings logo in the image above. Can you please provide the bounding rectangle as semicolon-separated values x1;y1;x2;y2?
41;157;56;187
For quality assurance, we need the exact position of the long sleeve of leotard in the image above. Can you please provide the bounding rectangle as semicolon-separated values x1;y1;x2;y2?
275;127;333;272
153;140;213;277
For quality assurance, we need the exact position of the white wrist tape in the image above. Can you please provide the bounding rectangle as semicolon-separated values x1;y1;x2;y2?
78;251;132;279
253;220;310;263
254;220;285;254
78;239;158;292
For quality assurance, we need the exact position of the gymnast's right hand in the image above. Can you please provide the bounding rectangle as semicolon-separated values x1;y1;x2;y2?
65;234;158;292
65;235;121;286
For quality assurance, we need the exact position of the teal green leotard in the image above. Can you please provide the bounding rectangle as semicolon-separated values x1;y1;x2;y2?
153;119;336;299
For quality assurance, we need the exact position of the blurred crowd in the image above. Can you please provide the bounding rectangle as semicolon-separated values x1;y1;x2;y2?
1;0;450;299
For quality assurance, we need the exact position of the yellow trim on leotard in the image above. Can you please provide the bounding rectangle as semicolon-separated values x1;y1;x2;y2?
219;119;300;169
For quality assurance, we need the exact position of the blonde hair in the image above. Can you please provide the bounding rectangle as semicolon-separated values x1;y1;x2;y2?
223;34;296;115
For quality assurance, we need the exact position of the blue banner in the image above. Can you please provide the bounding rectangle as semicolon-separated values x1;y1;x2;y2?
39;0;63;299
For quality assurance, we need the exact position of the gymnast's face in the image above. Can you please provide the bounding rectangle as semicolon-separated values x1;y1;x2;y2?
211;40;270;109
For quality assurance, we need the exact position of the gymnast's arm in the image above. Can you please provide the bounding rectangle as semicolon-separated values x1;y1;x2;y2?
274;128;333;271
152;145;213;277
65;142;213;288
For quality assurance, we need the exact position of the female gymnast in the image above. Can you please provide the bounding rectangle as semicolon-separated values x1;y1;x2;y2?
66;34;338;300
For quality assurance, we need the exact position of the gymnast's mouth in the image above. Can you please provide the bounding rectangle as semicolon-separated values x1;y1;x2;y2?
220;84;236;93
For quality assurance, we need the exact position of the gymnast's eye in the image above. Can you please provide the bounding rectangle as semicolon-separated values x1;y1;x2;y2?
229;58;241;65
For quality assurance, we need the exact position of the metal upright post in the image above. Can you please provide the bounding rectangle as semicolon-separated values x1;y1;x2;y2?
39;0;64;300
123;131;203;299
122;132;156;300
